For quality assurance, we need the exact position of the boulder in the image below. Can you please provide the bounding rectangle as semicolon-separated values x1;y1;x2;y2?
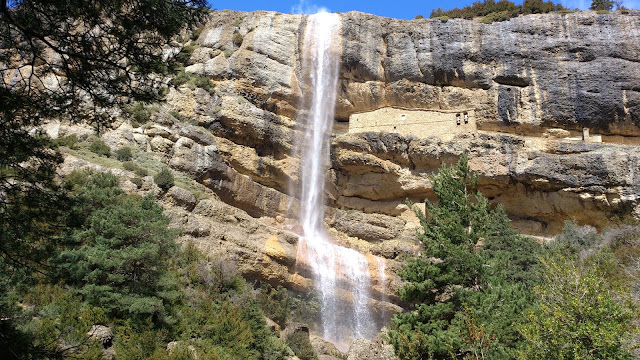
166;186;197;210
87;325;112;347
346;330;396;360
150;136;174;153
310;335;343;358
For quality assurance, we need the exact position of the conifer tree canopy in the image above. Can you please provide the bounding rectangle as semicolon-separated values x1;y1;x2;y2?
58;173;179;321
0;0;206;279
388;154;541;359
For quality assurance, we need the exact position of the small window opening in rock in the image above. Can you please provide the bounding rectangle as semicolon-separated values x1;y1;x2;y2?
464;112;468;124
393;126;397;133
456;113;461;125
401;114;406;121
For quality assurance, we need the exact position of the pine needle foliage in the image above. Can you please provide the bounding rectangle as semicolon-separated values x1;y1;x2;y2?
0;0;206;279
58;172;179;321
388;154;541;359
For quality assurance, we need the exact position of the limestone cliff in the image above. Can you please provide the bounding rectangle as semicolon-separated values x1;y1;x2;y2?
179;9;640;235
52;9;640;337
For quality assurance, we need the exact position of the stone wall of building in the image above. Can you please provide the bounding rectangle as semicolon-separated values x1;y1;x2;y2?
348;107;476;140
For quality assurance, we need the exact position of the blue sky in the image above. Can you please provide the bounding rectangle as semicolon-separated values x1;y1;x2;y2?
207;0;637;20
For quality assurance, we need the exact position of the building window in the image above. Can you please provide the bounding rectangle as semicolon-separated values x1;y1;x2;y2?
456;113;461;126
464;112;468;124
401;114;406;121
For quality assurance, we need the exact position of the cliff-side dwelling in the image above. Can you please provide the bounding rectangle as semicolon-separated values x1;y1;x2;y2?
348;107;476;140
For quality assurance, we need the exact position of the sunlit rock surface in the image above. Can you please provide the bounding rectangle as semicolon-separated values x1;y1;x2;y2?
53;9;640;349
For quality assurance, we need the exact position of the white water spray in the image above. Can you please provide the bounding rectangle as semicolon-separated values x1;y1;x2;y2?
294;12;379;346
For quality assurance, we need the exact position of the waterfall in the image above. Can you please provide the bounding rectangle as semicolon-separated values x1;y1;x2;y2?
294;12;379;348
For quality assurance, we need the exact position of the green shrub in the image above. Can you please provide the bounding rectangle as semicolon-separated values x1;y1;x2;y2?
414;14;424;19
116;146;134;161
169;111;185;122
190;25;205;41
125;102;152;127
232;31;243;47
550;220;600;255
171;71;214;93
286;332;316;360
190;74;214;93
154;167;174;191
135;167;149;177
172;71;192;87
122;161;137;172
131;177;143;188
64;169;94;190
256;284;320;328
257;284;290;326
89;139;111;157
123;161;148;177
480;10;515;23
113;322;170;360
174;44;196;66
18;285;106;358
54;134;79;149
520;255;636;359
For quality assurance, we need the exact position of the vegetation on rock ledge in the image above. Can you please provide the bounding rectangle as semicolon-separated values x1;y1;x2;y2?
430;0;571;23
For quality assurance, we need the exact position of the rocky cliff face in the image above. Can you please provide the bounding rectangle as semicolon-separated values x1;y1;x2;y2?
54;9;640;341
338;12;640;135
191;10;640;134
179;9;640;234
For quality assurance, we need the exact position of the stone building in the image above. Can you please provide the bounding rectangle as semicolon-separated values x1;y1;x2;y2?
348;107;476;140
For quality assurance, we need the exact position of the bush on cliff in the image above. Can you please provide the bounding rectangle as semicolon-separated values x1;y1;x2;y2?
89;139;111;157
430;0;568;22
154;167;175;191
116;146;134;161
519;221;638;359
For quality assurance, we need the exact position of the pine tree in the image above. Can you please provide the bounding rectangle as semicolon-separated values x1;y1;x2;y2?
388;154;540;359
58;172;179;321
590;0;615;10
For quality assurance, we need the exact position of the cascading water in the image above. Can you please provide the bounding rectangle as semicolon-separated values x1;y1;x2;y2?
294;12;381;348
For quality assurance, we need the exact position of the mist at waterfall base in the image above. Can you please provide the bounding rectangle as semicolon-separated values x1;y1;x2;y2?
292;12;387;350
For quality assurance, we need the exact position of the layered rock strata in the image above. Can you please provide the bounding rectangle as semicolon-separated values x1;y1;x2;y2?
176;9;640;236
50;9;640;347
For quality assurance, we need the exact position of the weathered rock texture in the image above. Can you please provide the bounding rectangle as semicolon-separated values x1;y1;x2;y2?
192;10;640;136
176;9;640;237
338;12;640;136
53;8;640;351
